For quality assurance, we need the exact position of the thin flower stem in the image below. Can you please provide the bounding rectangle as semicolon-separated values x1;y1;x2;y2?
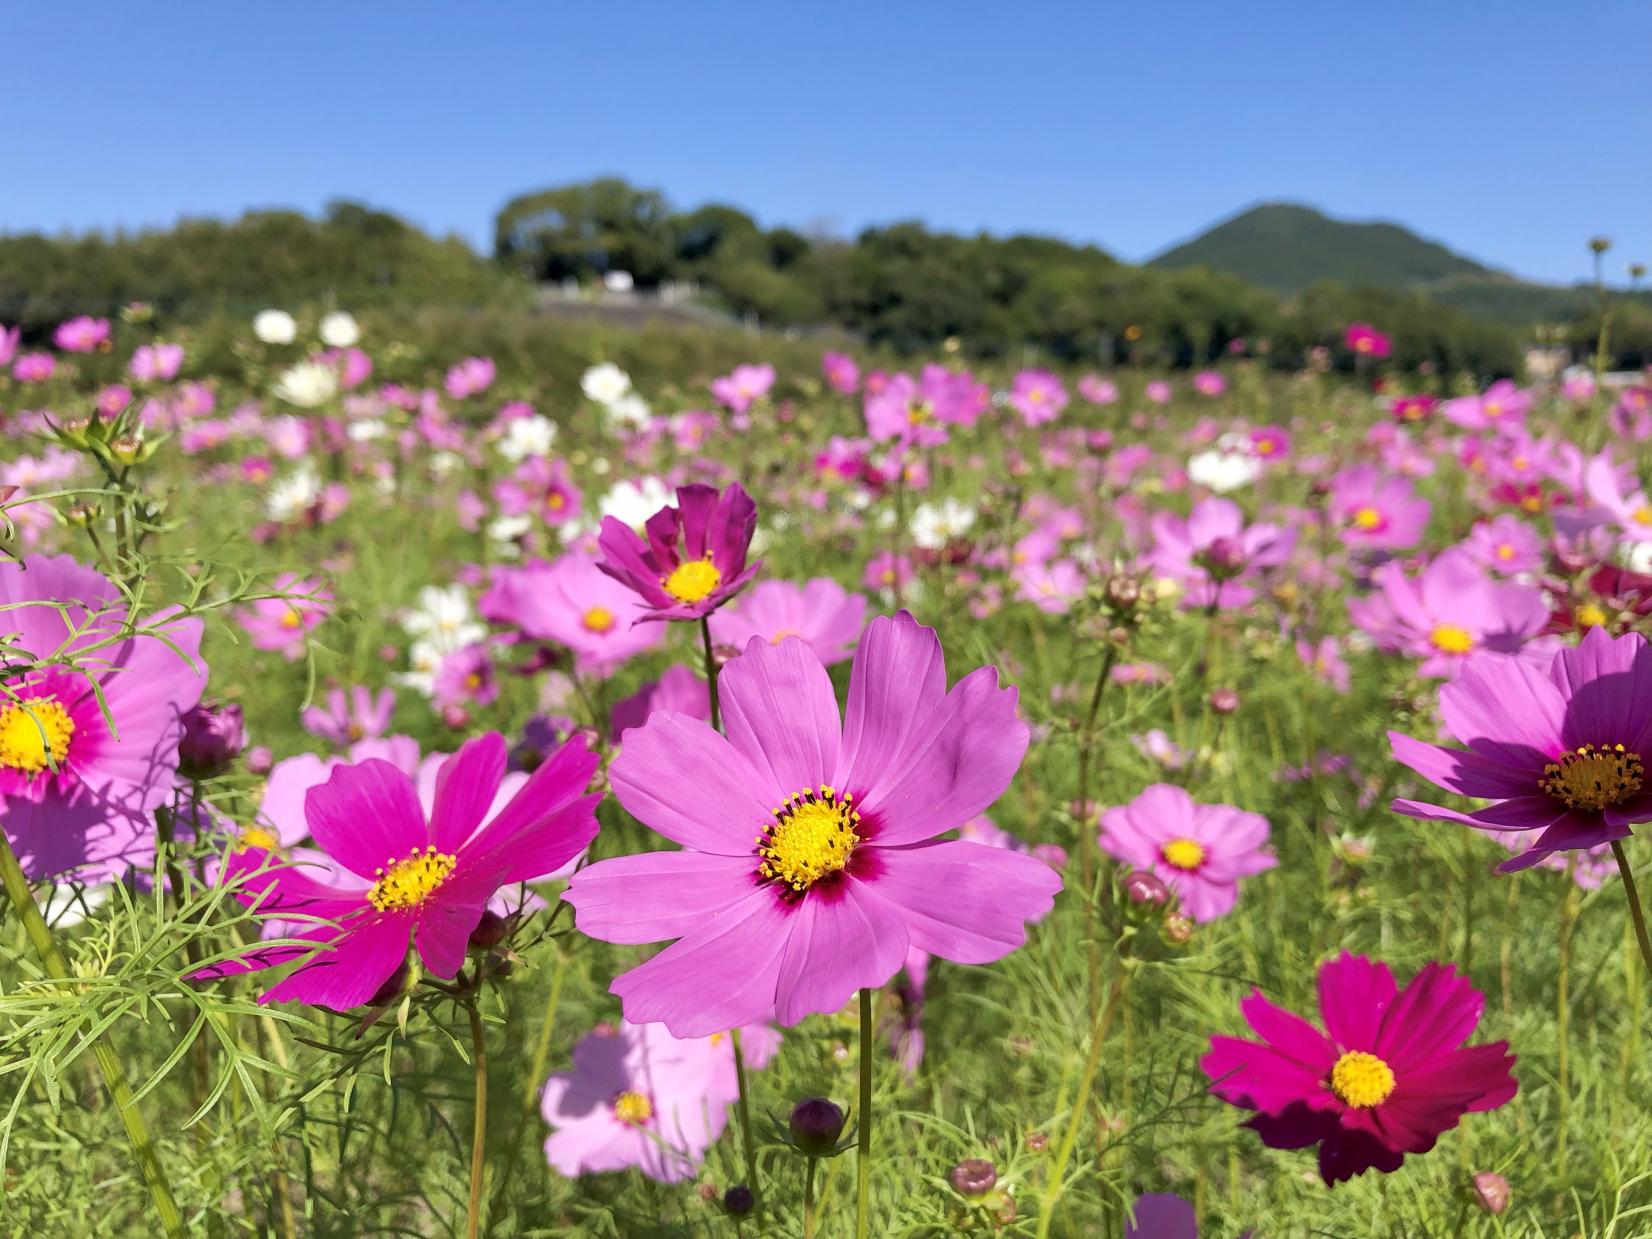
700;616;722;731
803;1157;818;1239
464;998;490;1239
489;944;575;1224
1611;840;1652;985
1035;966;1129;1239
731;1028;760;1214
0;827;185;1237
856;986;874;1239
1073;644;1118;1018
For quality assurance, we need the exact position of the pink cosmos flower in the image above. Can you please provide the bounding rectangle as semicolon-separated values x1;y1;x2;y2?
710;363;775;414
198;733;600;1007
1098;784;1275;922
12;352;55;383
1347;551;1548;679
0;325;18;367
1388;626;1652;870
1344;322;1392;359
1249;425;1292;462
1192;370;1226;397
1201;952;1517;1184
301;685;397;746
129;343;184;382
53;316;111;353
1295;635;1351;694
541;1018;780;1183
444;356;496;400
236;575;333;661
1443;379;1531;431
610;665;712;743
482;553;663;672
822;352;860;395
1146;497;1296;610
1327;465;1431;550
433;643;499;711
597;482;760;622
97;385;133;417
1389;394;1437;423
863;373;950;447
1459;514;1543;576
862;551;913;594
496;456;582;526
0;555;206;880
1008;370;1068;426
1078;375;1119;405
1144;380;1172;405
1012;558;1084;614
566;614;1058;1036
709;577;868;667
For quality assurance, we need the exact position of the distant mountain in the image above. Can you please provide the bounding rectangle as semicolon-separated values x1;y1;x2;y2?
1149;202;1640;326
1150;202;1507;293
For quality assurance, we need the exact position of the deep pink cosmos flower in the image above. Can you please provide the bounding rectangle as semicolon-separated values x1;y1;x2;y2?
496;456;582;527
1008;370;1068;426
444;356;496;400
596;482;760;622
482;553;663;672
301;685;396;746
1344;322;1392;360
708;577;867;667
1146;497;1296;610
0;555;206;880
1249;425;1291;462
12;352;55;383
1459;514;1543;576
1347;550;1548;679
129;342;184;382
236;575;333;661
821;351;860;395
53;315;111;353
541;1018;780;1183
710;363;775;414
1389;394;1437;424
1389;626;1652;870
199;733;600;1007
610;665;712;743
1201;952;1517;1185
862;551;913;595
1327;465;1431;551
566;614;1058;1036
1098;785;1275;922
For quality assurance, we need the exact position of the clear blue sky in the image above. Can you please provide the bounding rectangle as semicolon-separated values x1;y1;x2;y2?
8;2;1649;286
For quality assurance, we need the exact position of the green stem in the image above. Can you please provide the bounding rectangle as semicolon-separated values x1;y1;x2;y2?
856;986;873;1239
730;1027;759;1213
1072;644;1118;1021
1611;839;1652;985
804;1156;818;1239
465;999;489;1239
1036;967;1129;1239
0;827;184;1237
488;944;573;1224
700;616;721;731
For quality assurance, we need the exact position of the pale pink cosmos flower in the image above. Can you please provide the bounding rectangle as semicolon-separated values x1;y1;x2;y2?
1099;784;1275;921
709;577;868;666
129;343;184;382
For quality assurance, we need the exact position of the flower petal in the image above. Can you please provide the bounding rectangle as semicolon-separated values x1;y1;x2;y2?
305;758;429;880
567;850;760;945
718;634;841;797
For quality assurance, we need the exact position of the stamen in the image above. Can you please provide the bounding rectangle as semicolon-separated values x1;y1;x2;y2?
1540;743;1644;812
1328;1050;1395;1108
0;697;75;775
367;845;458;912
756;786;860;895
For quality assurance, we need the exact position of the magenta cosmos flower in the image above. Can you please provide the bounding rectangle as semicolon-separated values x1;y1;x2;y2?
710;363;775;414
1146;497;1296;610
1327;465;1430;550
541;1018;780;1183
596;482;760;621
1098;785;1275;922
444;356;496;400
1347;550;1548;679
199;733;600;1007
821;351;860;395
129;342;184;382
53;315;111;353
1389;626;1652;870
1008;370;1068;426
708;577;868;667
1344;321;1392;359
483;552;663;672
1201;952;1517;1185
566;614;1058;1036
0;555;205;880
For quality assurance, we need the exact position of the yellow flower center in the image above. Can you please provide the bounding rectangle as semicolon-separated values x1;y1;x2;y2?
546;492;566;511
1160;837;1205;871
907;402;933;426
367;845;458;912
1430;625;1475;654
756;786;860;894
1634;506;1652;527
582;606;615;634
1485;402;1503;418
1576;602;1609;629
464;672;482;690
1351;506;1384;531
1329;1050;1395;1108
613;1090;653;1126
279;608;304;630
240;826;279;852
1256;439;1277;456
1540;743;1644;811
769;629;796;645
0;697;75;775
663;557;722;604
1027;388;1045;404
1495;544;1514;561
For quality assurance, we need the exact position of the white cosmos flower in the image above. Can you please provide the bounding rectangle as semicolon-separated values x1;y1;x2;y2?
581;363;632;406
497;415;558;463
910;498;976;549
429;450;463;479
488;514;532;549
273;361;338;409
599;476;671;529
43;882;109;929
253;309;297;345
265;464;320;521
1186;449;1261;494
402;584;485;651
318;311;360;348
396;638;447;697
346;418;388;443
605;392;651;432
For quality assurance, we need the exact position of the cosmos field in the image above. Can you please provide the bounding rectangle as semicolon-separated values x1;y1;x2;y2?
3;309;1652;1238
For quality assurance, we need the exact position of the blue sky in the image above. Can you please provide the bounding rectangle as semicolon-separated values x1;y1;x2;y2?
8;2;1649;285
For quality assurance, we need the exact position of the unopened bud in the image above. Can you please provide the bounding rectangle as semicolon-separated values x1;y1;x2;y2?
788;1098;846;1157
1124;869;1170;906
1208;688;1241;715
467;910;511;951
1162;914;1195;945
245;745;274;776
1025;1131;1048;1153
722;1185;754;1216
178;700;246;778
1105;577;1140;609
1200;536;1245;577
441;704;471;729
1472;1172;1509;1214
949;1158;998;1198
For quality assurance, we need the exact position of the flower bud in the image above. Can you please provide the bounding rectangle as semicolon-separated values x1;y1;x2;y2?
246;745;274;775
368;960;410;1007
788;1097;846;1156
948;1158;998;1198
110;435;144;464
722;1185;754;1217
1472;1172;1509;1214
1162;914;1195;945
441;704;471;729
467;910;511;951
1208;688;1241;716
1124;869;1170;906
1199;536;1245;577
1105;576;1140;609
178;700;246;778
1025;1131;1048;1153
